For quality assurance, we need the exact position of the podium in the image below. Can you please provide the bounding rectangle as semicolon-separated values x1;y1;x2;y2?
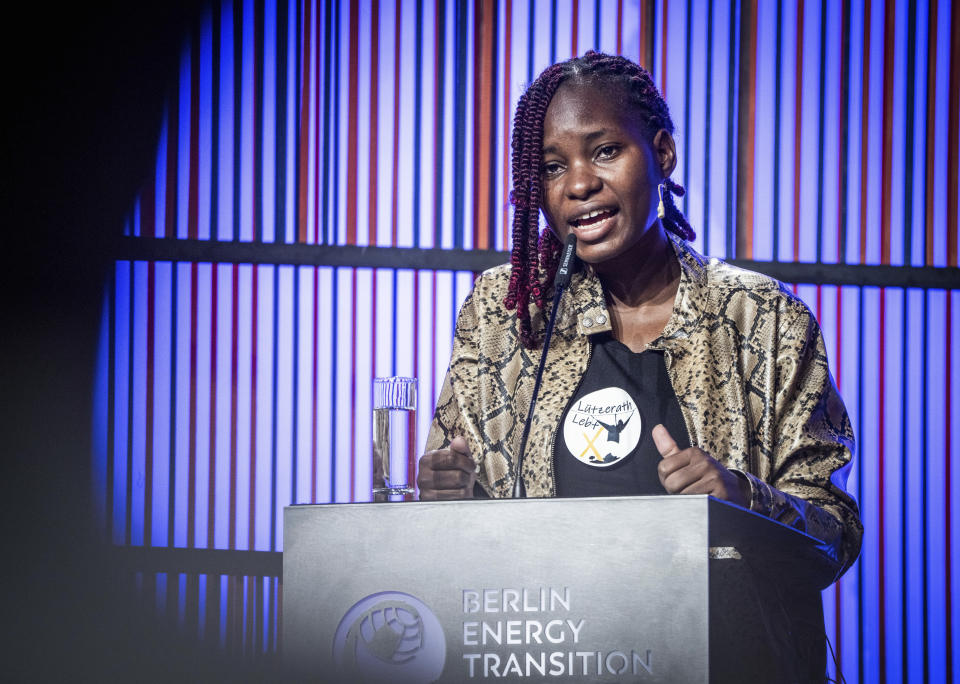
283;496;834;683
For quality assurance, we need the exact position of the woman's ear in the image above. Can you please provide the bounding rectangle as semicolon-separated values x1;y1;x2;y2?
652;129;677;178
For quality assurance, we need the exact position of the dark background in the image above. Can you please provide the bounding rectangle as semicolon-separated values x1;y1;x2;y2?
2;3;266;679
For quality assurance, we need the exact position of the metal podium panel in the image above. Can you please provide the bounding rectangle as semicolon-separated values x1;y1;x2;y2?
284;495;712;683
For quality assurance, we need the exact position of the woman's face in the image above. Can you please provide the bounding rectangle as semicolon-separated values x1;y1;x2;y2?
539;81;675;270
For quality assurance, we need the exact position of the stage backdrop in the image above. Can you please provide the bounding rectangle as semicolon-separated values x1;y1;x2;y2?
92;0;959;680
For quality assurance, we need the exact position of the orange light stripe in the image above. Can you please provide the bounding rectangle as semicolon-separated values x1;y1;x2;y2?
346;0;360;245
640;0;653;72
572;0;579;56
391;0;401;246
736;0;758;259
660;0;668;91
433;0;442;248
859;0;871;264
313;0;321;243
792;0;804;262
474;0;496;251
369;0;380;245
879;0;895;265
948;0;960;267
502;0;513;249
925;0;938;266
837;0;849;264
297;0;312;243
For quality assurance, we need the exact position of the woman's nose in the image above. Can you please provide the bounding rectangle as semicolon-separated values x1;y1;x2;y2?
565;162;602;198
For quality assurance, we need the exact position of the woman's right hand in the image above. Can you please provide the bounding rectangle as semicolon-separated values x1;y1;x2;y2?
417;436;477;500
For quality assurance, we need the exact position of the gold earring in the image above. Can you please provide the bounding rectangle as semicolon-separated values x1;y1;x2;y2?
657;182;666;219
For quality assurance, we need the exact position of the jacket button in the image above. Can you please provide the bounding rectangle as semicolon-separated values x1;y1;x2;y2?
596;314;606;324
582;316;594;328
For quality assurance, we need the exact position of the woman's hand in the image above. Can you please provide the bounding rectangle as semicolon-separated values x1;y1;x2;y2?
417;436;477;500
653;424;750;508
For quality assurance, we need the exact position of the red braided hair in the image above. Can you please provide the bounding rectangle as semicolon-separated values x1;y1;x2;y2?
504;52;695;348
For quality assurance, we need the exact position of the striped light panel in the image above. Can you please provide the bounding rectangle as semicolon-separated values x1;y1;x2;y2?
90;0;960;678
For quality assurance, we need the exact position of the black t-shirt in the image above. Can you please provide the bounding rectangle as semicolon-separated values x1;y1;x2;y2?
554;334;691;497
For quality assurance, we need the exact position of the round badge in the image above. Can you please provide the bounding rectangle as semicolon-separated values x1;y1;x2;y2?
562;387;641;468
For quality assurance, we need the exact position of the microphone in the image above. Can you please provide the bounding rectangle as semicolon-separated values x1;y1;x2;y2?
512;234;578;498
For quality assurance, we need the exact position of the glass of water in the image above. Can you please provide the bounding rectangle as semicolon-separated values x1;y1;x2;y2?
372;377;417;501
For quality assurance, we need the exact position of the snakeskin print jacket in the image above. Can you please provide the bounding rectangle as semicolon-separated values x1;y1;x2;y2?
425;234;863;580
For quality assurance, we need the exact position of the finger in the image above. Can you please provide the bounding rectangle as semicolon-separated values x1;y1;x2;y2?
422;448;475;472
678;478;718;496
660;465;704;494
418;486;473;501
659;451;713;492
430;467;474;490
651;424;681;458
657;450;692;481
449;436;472;457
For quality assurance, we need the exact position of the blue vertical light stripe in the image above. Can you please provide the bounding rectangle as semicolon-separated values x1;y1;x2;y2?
702;0;714;255
723;0;736;260
751;0;775;262
294;267;311;503
334;269;355;501
905;287;925;680
261;0;277;245
130;261;148;547
268;263;281;550
859;286;881;683
158;263;172;548
951;292;960;682
838;285;861;680
195;263;214;547
882;288;905;681
118;261;133;546
921;288;929;680
316;266;335;504
926;289;948;681
253;266;274;550
214;264;232;549
354;268;374;501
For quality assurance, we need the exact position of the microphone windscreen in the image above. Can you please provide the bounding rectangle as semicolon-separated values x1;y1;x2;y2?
554;234;578;289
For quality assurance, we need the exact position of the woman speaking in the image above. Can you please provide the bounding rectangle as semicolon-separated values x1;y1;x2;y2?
417;53;862;676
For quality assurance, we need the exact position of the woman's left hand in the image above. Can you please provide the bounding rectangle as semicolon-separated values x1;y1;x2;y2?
652;424;751;508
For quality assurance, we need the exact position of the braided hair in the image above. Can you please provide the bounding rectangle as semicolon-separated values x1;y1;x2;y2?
503;51;695;349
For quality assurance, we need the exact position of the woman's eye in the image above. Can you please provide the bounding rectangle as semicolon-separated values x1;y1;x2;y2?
596;145;619;159
542;162;563;177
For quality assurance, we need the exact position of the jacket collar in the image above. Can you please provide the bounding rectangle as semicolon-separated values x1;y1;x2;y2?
563;233;708;344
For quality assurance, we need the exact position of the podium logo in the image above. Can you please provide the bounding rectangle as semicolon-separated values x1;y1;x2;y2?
333;591;446;683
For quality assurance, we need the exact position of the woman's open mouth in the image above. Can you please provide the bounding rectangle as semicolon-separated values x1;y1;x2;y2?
569;208;619;241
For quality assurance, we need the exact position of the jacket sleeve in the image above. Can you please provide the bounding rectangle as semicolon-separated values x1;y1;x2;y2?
734;304;863;585
424;283;483;456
